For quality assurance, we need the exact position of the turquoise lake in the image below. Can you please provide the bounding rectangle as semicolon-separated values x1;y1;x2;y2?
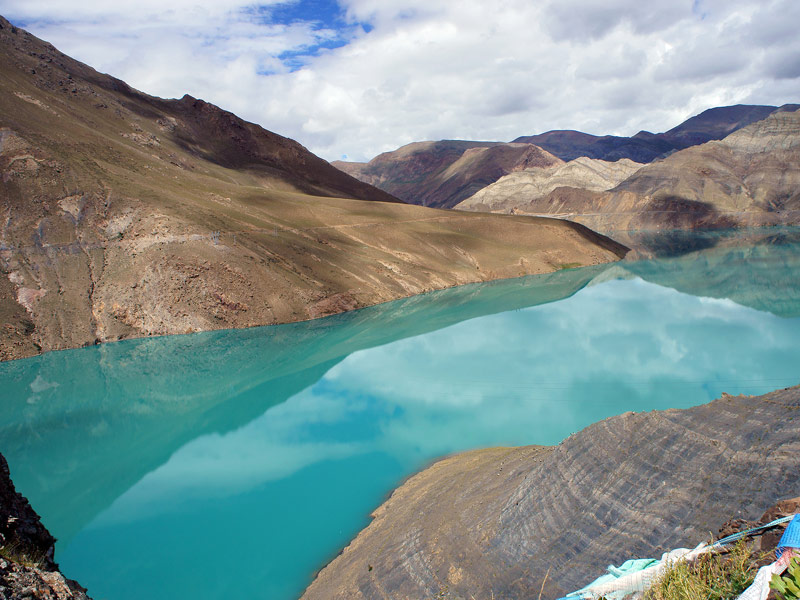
1;229;800;599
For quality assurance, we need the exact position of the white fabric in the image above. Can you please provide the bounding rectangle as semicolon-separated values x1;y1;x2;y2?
737;549;799;600
736;562;784;600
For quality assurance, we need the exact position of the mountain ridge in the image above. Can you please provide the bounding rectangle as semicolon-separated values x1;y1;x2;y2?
0;16;627;361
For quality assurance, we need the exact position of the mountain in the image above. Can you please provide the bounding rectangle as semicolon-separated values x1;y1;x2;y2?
302;384;800;599
333;141;561;208
458;109;800;231
513;103;800;162
334;104;798;209
456;156;643;213
0;16;627;361
512;128;675;163
657;103;800;150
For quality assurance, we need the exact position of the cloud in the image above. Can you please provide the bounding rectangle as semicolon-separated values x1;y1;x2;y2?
3;0;800;161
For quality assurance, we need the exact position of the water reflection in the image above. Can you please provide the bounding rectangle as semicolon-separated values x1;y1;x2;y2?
0;230;799;600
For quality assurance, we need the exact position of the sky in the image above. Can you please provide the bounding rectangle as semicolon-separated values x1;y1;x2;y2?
2;0;800;161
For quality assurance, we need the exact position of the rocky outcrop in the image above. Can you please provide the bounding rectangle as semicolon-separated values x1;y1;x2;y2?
334;141;562;208
512;104;800;162
0;453;90;599
302;385;800;600
0;17;627;361
456;157;643;213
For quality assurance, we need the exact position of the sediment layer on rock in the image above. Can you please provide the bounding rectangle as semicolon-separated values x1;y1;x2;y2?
303;385;800;599
456;157;642;212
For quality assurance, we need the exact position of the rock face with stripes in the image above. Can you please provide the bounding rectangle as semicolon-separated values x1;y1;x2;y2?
302;386;800;599
456;157;643;213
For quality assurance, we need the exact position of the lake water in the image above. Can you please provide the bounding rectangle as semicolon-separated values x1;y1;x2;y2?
1;229;800;600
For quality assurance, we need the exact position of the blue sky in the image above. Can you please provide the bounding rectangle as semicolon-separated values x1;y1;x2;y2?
2;0;799;161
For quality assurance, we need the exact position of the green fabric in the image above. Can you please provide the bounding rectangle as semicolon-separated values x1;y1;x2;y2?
568;557;660;596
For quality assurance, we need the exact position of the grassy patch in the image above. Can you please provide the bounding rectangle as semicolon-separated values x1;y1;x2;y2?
644;541;763;600
0;540;46;569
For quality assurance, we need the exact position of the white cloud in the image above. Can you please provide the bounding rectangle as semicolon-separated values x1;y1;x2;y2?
3;0;800;161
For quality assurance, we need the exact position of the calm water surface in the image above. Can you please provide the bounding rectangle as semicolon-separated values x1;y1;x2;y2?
1;229;800;600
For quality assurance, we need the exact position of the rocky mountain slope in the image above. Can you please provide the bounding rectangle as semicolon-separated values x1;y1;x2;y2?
0;16;627;361
513;103;800;162
302;385;800;600
1;452;90;599
456;156;643;213
333;141;561;208
334;105;799;208
459;109;800;232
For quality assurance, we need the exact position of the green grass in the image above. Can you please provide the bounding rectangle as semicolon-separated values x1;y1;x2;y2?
644;541;763;600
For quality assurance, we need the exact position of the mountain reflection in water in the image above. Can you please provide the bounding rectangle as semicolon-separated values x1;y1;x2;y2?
1;229;799;600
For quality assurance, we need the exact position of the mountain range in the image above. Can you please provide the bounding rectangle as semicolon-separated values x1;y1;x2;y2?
458;108;800;231
0;16;626;361
336;104;800;230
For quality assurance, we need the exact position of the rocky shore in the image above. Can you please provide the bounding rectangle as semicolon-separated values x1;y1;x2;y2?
0;453;90;600
303;385;800;599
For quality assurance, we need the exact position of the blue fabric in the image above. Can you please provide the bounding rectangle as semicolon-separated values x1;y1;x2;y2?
777;514;800;558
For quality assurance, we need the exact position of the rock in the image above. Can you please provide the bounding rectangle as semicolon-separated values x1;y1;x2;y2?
334;141;562;208
303;385;800;599
0;453;91;599
456;156;643;213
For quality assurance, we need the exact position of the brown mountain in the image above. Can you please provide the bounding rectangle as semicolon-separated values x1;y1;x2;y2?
333;141;562;208
302;385;800;600
460;109;800;232
0;17;627;361
513;103;800;162
334;105;798;209
456;156;643;213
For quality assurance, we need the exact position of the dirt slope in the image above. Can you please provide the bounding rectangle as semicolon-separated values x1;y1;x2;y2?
456;156;643;212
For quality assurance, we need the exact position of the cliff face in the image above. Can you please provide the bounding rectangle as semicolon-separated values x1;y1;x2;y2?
334;141;562;208
302;385;800;600
0;17;627;361
0;453;90;599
